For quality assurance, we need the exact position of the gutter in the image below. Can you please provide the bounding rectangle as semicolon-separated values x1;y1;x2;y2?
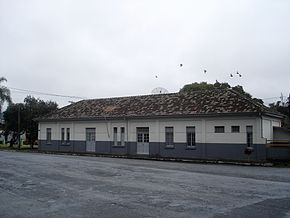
35;112;262;123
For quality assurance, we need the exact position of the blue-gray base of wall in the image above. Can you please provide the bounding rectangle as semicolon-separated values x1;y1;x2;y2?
266;147;290;161
36;140;283;161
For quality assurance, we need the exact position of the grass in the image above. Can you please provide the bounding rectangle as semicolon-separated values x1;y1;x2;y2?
0;143;38;150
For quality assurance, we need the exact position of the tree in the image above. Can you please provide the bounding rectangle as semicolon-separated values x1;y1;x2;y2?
180;81;263;104
0;77;12;112
23;96;58;148
3;103;25;147
3;96;58;148
180;82;214;92
269;100;290;127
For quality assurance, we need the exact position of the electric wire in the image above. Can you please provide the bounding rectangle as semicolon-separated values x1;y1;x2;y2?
8;87;87;100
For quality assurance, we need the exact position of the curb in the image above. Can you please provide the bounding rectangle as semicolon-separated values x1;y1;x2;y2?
0;148;278;167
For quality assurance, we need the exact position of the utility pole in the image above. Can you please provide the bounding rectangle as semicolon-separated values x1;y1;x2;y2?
18;104;21;149
288;93;290;127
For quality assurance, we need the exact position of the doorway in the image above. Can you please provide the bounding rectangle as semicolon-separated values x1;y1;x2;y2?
136;127;149;155
86;128;96;152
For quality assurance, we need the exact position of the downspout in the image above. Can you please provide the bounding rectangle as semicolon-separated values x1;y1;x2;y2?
102;114;111;154
104;115;110;138
260;112;267;160
125;117;129;155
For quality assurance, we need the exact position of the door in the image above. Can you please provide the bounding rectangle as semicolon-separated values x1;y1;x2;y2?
86;128;96;152
137;127;149;155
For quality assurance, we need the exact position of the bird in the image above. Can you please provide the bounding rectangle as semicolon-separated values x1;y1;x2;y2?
237;71;242;77
204;69;207;73
155;75;158;78
180;64;183;67
230;74;233;77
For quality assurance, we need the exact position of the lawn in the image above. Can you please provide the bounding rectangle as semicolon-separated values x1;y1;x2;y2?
0;143;38;149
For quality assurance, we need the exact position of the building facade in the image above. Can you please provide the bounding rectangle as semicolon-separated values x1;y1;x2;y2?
37;89;285;161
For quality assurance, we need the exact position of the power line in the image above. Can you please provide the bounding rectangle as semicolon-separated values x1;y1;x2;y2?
8;87;87;100
262;95;288;100
7;86;288;102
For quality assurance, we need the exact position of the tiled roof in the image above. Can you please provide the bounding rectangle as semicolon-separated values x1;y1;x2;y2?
38;89;282;121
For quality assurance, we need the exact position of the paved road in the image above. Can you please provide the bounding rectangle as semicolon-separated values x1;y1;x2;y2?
0;151;290;218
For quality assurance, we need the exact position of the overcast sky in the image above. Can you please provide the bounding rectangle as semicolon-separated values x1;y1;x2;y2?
1;0;289;107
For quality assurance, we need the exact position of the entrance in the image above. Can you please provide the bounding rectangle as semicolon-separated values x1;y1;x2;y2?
136;127;149;155
86;128;96;152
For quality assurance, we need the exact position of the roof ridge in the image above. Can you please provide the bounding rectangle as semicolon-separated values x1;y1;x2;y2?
227;88;277;114
228;88;263;108
85;92;178;101
84;88;228;102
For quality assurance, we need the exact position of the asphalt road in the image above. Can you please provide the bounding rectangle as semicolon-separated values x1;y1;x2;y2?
0;151;290;218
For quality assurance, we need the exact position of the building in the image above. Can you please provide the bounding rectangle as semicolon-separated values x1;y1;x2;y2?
37;88;287;161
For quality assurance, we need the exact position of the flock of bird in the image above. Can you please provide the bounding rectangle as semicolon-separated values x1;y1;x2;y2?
230;71;242;78
155;64;242;79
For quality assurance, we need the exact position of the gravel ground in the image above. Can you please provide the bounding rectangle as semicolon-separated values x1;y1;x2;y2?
0;151;290;218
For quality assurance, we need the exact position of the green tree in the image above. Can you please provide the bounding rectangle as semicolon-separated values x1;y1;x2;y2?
180;82;214;92
3;96;58;148
3;103;25;147
269;100;290;127
180;81;263;104
23;96;58;148
0;77;12;112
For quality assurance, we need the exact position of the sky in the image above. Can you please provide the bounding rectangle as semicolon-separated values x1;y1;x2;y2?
0;0;290;108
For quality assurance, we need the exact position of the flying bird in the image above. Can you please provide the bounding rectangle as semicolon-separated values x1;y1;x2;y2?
180;64;183;67
236;71;242;77
155;75;158;78
204;69;207;73
230;74;233;77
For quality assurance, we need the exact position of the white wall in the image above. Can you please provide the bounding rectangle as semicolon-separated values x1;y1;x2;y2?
262;116;282;141
205;118;257;144
39;116;270;144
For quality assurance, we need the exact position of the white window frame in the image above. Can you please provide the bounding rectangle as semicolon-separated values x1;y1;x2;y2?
215;126;225;133
120;127;125;146
66;128;70;144
61;128;65;144
165;127;174;148
186;126;196;148
46;128;51;144
231;126;240;133
113;127;118;146
246;125;253;147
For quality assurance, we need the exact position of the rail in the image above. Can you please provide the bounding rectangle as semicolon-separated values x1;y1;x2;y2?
266;140;290;147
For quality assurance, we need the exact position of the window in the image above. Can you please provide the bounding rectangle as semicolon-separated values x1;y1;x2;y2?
113;127;118;146
61;128;65;143
246;125;253;147
165;127;174;147
46;128;51;144
215;126;225;133
86;128;95;141
137;133;143;142
186;127;196;147
144;133;149;143
231;126;240;133
66;128;70;143
120;127;125;146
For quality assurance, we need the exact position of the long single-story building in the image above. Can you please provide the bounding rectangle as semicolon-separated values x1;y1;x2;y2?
37;88;289;161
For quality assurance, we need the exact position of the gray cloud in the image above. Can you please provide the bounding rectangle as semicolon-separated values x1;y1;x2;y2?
1;0;289;107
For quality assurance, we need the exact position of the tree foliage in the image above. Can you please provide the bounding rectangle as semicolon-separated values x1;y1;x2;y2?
269;100;290;127
180;81;264;104
3;96;58;147
0;77;12;112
